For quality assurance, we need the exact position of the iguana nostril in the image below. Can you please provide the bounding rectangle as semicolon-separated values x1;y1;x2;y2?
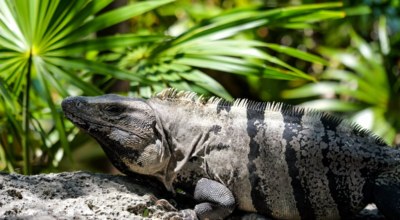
61;97;86;111
76;101;82;108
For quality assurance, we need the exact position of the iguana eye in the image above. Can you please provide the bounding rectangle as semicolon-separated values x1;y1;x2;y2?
104;105;125;116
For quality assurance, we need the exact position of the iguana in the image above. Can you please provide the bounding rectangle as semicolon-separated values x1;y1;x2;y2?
62;88;400;220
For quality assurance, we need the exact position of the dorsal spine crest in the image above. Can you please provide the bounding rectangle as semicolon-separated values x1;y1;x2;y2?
154;88;387;146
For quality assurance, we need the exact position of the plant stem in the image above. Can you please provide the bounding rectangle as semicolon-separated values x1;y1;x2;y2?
22;49;32;175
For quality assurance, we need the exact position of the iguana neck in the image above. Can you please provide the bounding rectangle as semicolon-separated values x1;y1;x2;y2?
148;99;216;173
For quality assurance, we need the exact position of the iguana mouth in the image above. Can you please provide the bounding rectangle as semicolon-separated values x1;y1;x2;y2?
63;111;90;130
63;110;109;135
65;112;122;152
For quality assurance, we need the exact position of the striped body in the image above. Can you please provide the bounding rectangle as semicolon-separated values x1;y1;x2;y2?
148;90;399;219
62;89;400;220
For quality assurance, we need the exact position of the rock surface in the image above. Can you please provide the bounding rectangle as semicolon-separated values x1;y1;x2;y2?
0;171;191;220
0;171;385;219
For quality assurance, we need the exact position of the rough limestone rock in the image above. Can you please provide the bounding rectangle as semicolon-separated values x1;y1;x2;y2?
0;171;188;220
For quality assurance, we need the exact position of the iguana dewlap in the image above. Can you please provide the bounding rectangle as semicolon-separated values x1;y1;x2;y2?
62;88;400;220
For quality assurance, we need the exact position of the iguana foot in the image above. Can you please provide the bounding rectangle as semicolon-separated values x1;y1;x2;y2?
194;178;235;220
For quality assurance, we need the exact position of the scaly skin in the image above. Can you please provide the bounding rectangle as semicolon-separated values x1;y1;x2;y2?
62;88;400;220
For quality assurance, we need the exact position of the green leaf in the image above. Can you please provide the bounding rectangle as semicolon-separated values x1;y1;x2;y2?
299;99;363;112
52;34;164;55
321;70;386;104
171;18;268;47
282;82;353;99
45;62;102;96
180;70;232;100
279;23;315;29
344;5;371;16
378;15;390;55
44;57;147;83
181;40;266;58
34;60;70;159
66;0;174;43
40;1;110;51
289;80;382;105
176;54;260;75
287;10;345;23
278;2;343;13
258;51;314;81
0;78;19;111
265;43;329;65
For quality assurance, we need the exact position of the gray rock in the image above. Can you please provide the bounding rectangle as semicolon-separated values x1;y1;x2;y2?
0;171;189;220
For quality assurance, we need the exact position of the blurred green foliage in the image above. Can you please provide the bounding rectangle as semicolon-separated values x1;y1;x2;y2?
281;0;400;144
0;0;399;174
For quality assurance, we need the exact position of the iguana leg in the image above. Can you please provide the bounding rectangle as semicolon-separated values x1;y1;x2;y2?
194;178;236;220
373;169;400;220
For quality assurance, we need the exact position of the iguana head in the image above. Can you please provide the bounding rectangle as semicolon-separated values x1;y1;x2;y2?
62;94;172;188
